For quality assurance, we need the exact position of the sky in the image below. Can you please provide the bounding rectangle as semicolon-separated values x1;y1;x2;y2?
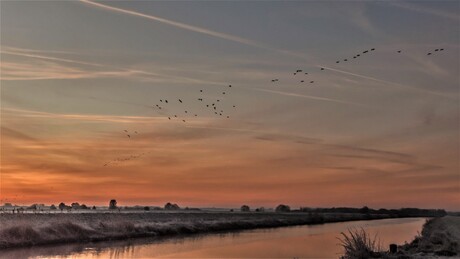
1;1;459;210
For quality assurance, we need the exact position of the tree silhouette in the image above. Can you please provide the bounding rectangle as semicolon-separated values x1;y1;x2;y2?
241;205;250;212
58;202;66;211
109;199;117;209
275;204;291;212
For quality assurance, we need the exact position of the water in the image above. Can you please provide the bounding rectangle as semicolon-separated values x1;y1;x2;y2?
2;217;426;258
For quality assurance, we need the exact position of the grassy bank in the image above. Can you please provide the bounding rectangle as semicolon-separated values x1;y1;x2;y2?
398;216;460;257
0;211;389;249
339;216;460;258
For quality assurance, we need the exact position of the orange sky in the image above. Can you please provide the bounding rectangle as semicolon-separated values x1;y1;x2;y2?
1;1;459;210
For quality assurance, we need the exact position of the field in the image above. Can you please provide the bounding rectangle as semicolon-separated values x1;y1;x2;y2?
0;211;389;249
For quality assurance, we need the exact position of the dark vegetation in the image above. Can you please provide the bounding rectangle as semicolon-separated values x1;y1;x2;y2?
300;207;447;218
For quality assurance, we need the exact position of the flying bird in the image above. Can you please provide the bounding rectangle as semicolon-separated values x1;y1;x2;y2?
320;68;325;70
179;99;183;103
427;52;432;55
371;48;375;51
336;61;340;63
228;85;232;88
397;50;401;53
310;81;314;83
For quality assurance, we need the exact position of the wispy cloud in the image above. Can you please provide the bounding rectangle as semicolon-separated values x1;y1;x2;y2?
2;107;165;124
390;2;460;21
1;48;227;85
320;65;456;99
252;88;367;107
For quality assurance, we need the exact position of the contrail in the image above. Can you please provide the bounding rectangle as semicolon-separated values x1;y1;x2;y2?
80;0;260;46
253;88;367;107
79;0;310;60
320;65;455;99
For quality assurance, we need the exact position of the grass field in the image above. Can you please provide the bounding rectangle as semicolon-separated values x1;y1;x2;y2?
0;211;389;249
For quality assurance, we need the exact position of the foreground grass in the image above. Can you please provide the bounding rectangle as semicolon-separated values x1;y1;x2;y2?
339;216;460;258
0;211;388;249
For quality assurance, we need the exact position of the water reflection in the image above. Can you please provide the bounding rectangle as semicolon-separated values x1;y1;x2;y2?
1;217;426;259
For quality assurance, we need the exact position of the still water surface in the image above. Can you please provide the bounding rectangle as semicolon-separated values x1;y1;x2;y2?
3;217;426;258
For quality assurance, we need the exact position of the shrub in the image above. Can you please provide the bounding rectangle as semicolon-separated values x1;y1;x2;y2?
275;204;290;212
338;228;383;259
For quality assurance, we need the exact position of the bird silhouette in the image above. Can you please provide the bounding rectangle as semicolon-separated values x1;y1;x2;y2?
440;48;444;51
336;61;340;63
168;117;171;120
427;52;432;55
179;99;183;103
228;85;232;88
301;80;304;83
223;92;226;95
127;135;130;138
397;50;401;53
371;48;375;51
165;100;168;103
200;90;203;92
304;72;308;75
344;59;348;61
310;81;314;83
320;68;325;70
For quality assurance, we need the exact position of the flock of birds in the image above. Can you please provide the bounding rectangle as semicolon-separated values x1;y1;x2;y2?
270;47;446;85
151;85;237;123
103;46;447;166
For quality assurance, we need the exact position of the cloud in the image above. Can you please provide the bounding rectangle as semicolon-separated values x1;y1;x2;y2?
2;107;165;124
389;2;460;22
252;88;367;107
320;65;455;99
1;48;226;85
